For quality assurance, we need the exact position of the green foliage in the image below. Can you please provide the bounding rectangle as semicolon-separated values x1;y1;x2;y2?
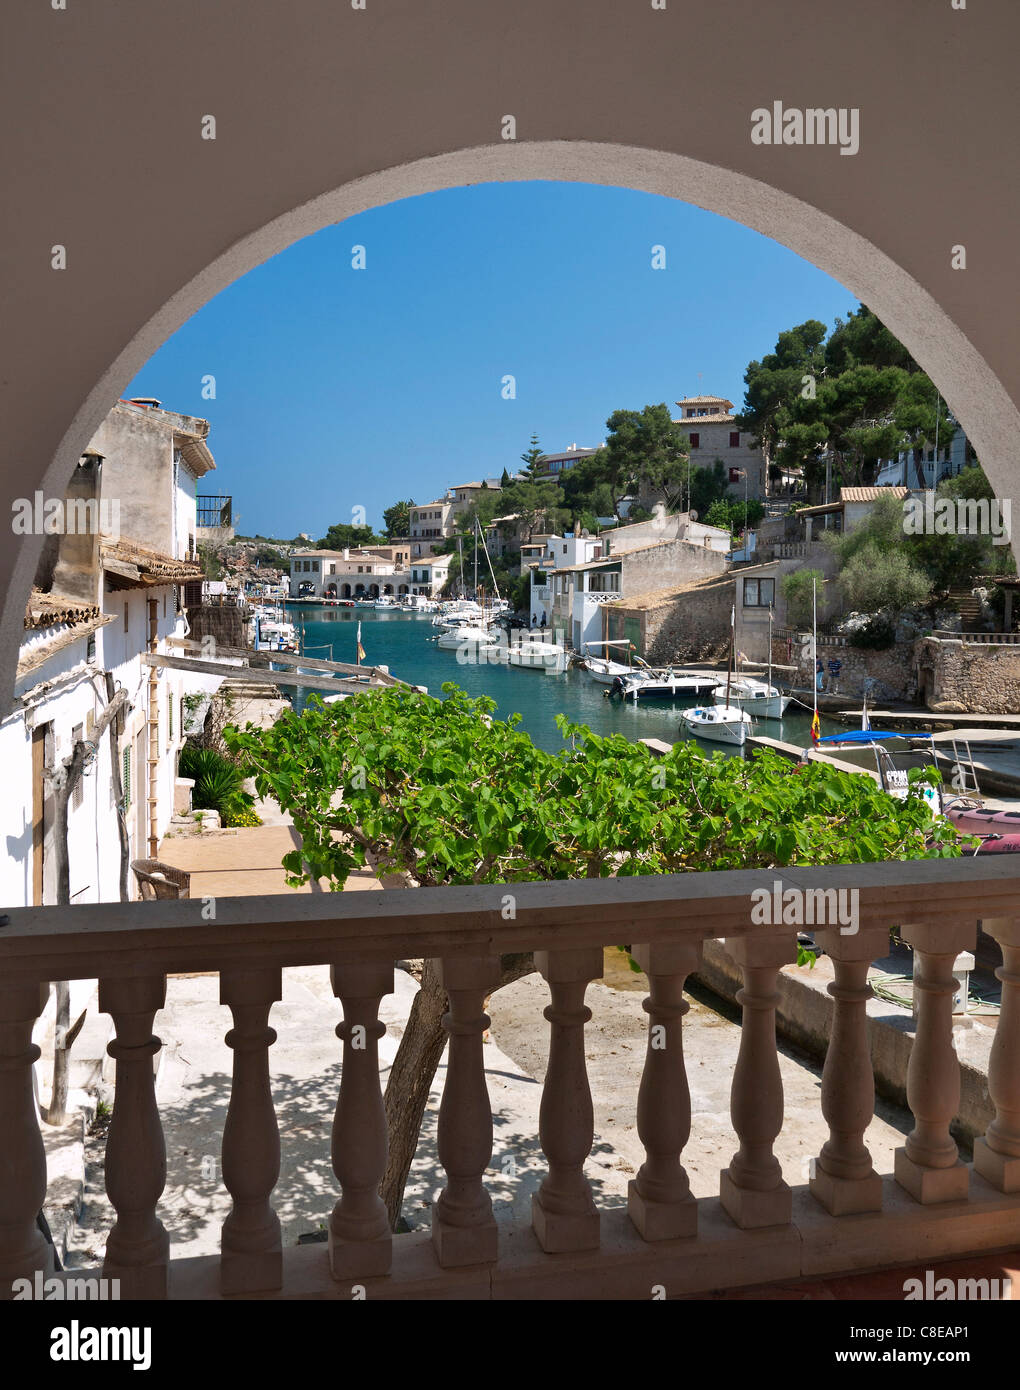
224;684;961;893
738;309;955;494
838;543;932;615
316;522;383;551
178;746;257;822
599;404;691;514
782;569;825;629
823;492;932;617
494;478;567;542
703;497;765;535
520;434;545;480
689;459;731;518
382;500;414;539
197;543;224;581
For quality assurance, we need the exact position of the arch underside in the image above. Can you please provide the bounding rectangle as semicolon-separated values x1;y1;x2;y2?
5;141;1018;709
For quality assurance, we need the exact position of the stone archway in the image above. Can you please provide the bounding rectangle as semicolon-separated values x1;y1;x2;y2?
4;142;1020;710
341;583;352;600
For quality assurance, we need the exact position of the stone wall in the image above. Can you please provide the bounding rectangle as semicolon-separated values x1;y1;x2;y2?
916;636;1020;714
783;633;918;702
609;576;732;664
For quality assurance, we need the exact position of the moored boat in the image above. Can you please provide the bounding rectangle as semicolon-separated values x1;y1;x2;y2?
679;704;752;746
714;677;790;720
610;668;722;702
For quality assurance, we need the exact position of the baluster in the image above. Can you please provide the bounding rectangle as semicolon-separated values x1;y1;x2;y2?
972;918;1020;1192
432;954;500;1267
0;982;53;1296
627;941;700;1240
100;975;169;1299
220;967;282;1294
809;927;887;1215
894;922;974;1203
329;960;393;1280
531;947;602;1254
720;934;795;1229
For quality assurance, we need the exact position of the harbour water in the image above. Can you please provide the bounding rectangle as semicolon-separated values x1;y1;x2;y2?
280;603;837;756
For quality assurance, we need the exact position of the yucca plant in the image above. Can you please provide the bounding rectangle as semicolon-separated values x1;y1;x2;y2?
178;746;255;820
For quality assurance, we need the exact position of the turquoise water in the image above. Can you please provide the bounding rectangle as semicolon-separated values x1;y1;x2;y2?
281;603;839;756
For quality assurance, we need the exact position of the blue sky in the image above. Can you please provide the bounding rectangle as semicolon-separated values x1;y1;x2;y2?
126;181;860;540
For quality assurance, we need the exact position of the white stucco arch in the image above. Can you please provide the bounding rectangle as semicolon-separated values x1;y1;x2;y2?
6;141;1017;709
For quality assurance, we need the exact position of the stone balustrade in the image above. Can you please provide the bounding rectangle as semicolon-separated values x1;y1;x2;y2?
2;860;1020;1300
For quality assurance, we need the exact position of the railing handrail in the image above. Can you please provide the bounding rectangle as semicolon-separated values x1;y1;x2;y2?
2;858;1018;983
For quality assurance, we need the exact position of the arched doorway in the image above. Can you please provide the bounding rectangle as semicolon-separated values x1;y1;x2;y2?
341;583;352;599
5;143;1019;709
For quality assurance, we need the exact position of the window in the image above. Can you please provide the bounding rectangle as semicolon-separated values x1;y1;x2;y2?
743;577;775;608
689;433;700;449
729;431;740;447
123;601;129;633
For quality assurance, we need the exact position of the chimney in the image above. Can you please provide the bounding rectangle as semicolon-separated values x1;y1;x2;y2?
343;547;350;560
49;450;104;605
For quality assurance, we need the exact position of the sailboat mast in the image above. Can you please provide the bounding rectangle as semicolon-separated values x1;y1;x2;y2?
767;604;773;692
725;599;734;709
817;578;822;722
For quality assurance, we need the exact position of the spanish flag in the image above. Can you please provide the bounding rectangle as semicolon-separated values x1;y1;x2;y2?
356;620;366;665
810;710;820;744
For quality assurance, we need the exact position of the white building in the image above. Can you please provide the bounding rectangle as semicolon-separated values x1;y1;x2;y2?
0;399;215;912
528;514;731;648
408;554;452;597
289;548;404;599
875;421;973;490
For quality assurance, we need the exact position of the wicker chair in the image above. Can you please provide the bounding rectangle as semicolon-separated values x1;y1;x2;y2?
131;858;191;901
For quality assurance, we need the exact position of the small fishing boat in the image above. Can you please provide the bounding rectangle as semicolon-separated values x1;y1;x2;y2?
436;625;501;652
373;595;399;610
715;677;790;720
504;635;568;673
679;704;752;746
581;640;640;685
610;668;722;702
679;598;751;744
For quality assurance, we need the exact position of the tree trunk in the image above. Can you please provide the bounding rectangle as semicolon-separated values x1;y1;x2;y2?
379;952;536;1231
380;958;449;1230
48;981;71;1127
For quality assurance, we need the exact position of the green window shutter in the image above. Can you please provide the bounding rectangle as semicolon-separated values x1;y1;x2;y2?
122;747;131;812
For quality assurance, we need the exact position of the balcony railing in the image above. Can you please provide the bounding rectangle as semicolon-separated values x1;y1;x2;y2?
2;860;1019;1300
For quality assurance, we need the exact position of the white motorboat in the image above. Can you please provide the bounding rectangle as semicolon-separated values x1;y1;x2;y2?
714;677;790;720
609;668;723;702
373;595;399;610
679;704;753;746
254;612;298;652
581;640;640;685
504;635;568;673
436;625;502;652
